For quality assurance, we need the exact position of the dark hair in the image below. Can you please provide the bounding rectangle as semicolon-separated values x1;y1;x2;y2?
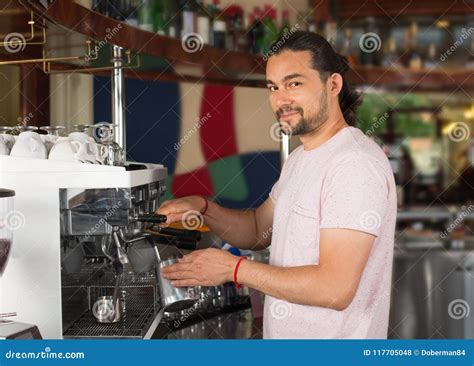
268;31;361;126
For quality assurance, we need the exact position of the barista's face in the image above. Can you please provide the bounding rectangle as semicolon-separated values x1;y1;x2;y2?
266;50;329;136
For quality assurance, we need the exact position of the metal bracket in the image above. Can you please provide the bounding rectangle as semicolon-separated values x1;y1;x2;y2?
44;48;140;74
0;11;46;48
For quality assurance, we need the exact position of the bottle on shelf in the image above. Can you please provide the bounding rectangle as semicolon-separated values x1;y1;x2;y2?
196;0;211;44
138;0;154;32
340;28;358;66
466;36;474;69
382;36;401;68
153;0;166;35
261;5;279;54
323;16;338;46
401;22;423;70
211;0;227;49
234;8;249;52
424;43;439;69
180;0;197;40
279;9;291;38
224;5;244;51
124;0;140;27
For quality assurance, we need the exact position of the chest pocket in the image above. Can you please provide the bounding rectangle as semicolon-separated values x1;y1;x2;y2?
285;203;320;266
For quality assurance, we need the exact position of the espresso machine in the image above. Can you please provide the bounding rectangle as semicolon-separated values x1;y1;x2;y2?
0;153;203;339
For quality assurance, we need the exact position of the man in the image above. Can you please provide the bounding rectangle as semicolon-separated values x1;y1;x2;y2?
156;31;397;339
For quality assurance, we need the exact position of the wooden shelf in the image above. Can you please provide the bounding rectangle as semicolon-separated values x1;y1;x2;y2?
311;0;473;21
20;0;265;87
349;65;474;93
10;0;474;93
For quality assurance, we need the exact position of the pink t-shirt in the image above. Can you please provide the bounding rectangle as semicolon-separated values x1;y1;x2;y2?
264;126;397;339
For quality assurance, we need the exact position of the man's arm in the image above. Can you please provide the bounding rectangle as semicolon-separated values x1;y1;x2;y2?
156;196;274;251
163;227;375;311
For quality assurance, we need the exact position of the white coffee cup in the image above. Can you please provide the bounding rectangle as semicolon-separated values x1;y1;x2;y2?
68;132;98;164
0;134;15;150
49;138;86;163
10;131;47;159
40;134;59;153
0;136;9;155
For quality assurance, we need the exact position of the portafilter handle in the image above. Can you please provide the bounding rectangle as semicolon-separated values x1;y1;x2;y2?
133;213;167;224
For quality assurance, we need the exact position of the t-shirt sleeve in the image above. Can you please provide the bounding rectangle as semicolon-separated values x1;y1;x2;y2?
269;180;279;203
320;152;389;237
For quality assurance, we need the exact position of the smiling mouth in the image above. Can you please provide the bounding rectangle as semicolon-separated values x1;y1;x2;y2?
279;111;300;120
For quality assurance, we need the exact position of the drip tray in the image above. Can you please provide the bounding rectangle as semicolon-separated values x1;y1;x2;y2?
62;265;162;339
63;296;161;339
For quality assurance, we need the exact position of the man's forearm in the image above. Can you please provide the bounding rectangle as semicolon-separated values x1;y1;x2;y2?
204;201;267;250
237;260;355;311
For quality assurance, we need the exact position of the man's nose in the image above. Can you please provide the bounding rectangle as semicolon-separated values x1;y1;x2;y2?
275;89;292;109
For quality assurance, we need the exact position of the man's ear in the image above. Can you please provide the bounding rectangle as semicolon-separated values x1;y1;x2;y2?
328;73;343;96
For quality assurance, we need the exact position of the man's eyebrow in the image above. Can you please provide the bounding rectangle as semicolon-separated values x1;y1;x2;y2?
266;73;306;85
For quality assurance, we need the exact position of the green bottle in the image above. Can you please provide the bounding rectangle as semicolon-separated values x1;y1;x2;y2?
261;5;278;54
153;0;166;35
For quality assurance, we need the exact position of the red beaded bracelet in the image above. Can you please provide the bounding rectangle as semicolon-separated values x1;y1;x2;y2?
200;196;208;215
233;257;247;289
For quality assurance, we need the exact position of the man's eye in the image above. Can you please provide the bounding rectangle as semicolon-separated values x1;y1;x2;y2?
289;81;301;88
268;85;277;92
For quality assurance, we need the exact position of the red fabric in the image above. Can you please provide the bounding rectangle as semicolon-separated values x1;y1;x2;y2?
171;167;214;198
199;84;238;163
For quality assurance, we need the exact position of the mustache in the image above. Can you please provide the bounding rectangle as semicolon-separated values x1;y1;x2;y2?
276;107;303;119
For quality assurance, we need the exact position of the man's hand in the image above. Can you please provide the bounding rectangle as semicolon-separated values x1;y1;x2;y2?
161;248;240;287
155;196;206;224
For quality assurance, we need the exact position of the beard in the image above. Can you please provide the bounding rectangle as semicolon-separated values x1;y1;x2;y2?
276;90;329;136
